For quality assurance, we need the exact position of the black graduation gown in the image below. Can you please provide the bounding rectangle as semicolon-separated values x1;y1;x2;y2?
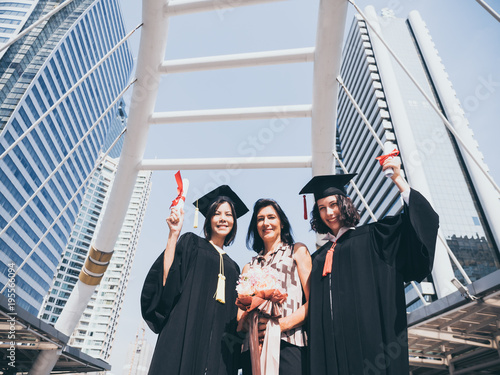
141;232;241;375
308;189;439;375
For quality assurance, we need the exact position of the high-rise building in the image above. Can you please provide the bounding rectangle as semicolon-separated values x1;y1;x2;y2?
0;1;36;59
39;155;152;360
0;0;133;315
337;8;500;305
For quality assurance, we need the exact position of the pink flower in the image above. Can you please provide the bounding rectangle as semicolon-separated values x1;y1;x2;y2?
236;266;282;295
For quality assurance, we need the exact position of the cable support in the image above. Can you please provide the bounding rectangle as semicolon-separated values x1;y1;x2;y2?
0;23;142;162
0;0;76;54
0;80;135;241
348;0;500;195
337;76;384;150
333;149;430;306
0;127;127;295
476;0;500;22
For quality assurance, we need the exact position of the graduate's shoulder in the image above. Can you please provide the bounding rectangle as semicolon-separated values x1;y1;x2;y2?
178;231;202;242
177;231;209;248
173;232;207;258
361;214;402;232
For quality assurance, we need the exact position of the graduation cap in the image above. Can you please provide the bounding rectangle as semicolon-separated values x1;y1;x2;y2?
192;185;249;224
299;173;357;201
299;174;357;220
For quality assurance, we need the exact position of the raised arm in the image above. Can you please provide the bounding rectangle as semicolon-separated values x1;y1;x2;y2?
382;156;410;193
163;208;184;286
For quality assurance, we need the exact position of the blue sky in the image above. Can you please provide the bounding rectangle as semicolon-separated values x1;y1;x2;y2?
109;0;500;371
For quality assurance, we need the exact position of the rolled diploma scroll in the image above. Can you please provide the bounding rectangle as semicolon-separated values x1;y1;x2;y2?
383;141;395;178
171;178;189;213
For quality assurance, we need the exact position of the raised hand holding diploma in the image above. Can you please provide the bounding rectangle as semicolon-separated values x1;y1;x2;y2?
170;170;189;214
381;155;410;193
163;171;189;285
376;144;400;178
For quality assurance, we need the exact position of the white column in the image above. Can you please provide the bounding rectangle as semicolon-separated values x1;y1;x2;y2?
408;10;500;250
311;0;348;175
364;6;456;298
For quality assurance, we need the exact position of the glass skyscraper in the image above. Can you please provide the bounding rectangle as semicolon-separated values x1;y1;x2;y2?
0;0;133;315
337;8;499;305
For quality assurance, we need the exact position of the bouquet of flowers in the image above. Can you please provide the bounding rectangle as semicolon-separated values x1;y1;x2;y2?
236;266;287;375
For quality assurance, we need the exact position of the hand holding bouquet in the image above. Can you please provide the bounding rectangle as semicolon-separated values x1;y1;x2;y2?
236;267;287;375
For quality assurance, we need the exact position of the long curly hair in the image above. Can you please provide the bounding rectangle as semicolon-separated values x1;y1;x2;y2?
310;194;360;234
246;199;294;253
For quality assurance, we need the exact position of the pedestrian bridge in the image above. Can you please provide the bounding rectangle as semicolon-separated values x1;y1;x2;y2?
0;1;498;373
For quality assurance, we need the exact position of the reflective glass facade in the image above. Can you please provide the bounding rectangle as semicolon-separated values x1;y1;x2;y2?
337;11;499;297
0;0;133;315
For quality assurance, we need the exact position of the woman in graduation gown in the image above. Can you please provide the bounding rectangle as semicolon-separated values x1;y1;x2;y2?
301;158;439;375
141;185;248;375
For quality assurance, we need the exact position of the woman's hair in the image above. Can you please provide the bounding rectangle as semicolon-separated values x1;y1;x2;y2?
310;194;360;234
203;197;238;246
246;199;294;253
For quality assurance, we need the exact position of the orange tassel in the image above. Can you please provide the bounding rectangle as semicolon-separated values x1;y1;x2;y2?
303;195;307;220
322;242;336;277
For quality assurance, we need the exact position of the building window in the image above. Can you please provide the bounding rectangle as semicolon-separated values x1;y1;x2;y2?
0;26;14;33
0;2;32;9
0;17;20;25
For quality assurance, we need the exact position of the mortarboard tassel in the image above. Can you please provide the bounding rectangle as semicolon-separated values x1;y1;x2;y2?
215;273;226;304
213;249;225;304
322;242;336;277
303;194;307;220
194;205;199;228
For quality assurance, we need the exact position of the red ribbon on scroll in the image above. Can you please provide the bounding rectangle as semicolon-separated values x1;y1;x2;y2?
375;149;399;166
170;170;185;208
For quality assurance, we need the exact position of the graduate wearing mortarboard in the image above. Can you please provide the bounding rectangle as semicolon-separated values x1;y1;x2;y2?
302;157;439;375
141;185;248;375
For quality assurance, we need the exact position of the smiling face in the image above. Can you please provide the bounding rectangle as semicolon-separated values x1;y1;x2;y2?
317;195;343;236
210;201;234;243
256;205;281;244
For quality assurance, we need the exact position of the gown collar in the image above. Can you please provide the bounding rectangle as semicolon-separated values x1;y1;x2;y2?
322;226;355;243
209;241;226;255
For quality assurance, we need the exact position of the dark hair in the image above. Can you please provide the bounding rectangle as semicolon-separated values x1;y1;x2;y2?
246;199;294;253
310;194;360;234
203;197;238;246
